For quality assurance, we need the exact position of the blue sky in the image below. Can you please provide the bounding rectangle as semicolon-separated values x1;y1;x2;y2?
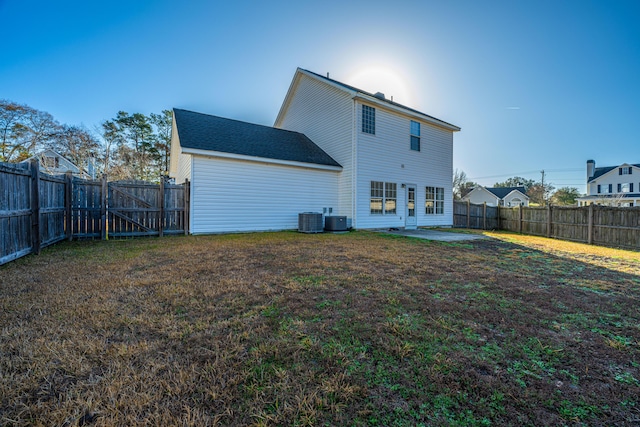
2;0;639;192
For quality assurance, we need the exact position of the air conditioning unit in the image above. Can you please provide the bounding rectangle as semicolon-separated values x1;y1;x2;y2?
325;216;348;232
298;212;323;233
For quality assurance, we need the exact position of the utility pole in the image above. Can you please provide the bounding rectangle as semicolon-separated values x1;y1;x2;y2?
540;170;546;206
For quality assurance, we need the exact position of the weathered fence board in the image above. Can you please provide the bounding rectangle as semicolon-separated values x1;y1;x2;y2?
1;160;189;265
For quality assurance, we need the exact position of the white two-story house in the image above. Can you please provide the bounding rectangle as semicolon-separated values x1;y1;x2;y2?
577;159;640;207
170;68;460;233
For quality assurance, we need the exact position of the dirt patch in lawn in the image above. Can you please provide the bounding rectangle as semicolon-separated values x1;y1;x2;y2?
1;231;639;426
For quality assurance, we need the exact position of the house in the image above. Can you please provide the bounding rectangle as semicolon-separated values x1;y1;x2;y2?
169;68;460;233
22;149;91;178
576;160;640;207
462;186;529;207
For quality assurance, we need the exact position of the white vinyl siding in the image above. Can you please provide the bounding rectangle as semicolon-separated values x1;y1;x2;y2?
355;102;453;228
190;156;339;233
276;74;354;220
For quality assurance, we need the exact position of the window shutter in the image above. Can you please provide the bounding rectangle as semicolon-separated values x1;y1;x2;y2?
618;183;622;192
629;167;633;175
597;184;601;193
631;183;634;192
609;184;613;193
619;168;622;175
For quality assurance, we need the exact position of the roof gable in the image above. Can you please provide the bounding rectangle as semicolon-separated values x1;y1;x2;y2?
485;186;528;199
464;186;498;201
276;68;460;132
589;163;640;182
173;109;341;168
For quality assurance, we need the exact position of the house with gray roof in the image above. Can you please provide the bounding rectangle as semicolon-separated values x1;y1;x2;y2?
462;186;529;207
577;159;640;207
169;68;460;233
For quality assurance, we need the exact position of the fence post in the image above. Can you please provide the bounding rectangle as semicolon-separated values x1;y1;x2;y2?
588;204;594;244
519;205;523;234
30;160;41;255
466;199;470;229
497;205;501;230
547;204;552;238
159;177;165;238
65;172;73;241
483;202;487;230
101;175;108;240
184;179;190;235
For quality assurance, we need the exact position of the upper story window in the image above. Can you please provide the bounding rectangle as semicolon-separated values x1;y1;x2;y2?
362;105;375;135
43;156;59;168
619;167;632;175
410;121;420;151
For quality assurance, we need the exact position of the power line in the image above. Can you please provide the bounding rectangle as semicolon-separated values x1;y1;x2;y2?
468;167;585;181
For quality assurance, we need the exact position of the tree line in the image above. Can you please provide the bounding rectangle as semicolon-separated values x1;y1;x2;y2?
0;99;172;182
453;169;581;206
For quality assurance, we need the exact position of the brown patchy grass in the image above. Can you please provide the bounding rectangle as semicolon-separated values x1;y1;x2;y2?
1;231;639;426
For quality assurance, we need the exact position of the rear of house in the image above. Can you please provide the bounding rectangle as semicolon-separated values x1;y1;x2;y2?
170;68;460;233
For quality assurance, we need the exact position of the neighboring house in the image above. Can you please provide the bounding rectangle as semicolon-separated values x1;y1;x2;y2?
169;67;460;233
22;149;90;178
577;159;640;207
462;186;529;207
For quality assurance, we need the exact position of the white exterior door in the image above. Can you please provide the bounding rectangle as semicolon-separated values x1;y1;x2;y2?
405;185;417;229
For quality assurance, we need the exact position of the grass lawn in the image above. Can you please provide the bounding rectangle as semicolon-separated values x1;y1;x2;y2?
1;231;639;426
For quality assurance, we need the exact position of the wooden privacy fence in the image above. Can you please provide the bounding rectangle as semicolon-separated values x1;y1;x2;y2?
454;200;499;230
1;160;190;266
454;201;640;250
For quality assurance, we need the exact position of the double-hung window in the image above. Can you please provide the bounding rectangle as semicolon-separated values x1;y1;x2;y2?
410;121;420;151
370;181;397;214
385;182;397;214
362;105;375;134
426;186;444;214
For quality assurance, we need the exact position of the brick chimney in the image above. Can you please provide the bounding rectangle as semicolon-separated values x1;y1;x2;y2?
587;159;595;180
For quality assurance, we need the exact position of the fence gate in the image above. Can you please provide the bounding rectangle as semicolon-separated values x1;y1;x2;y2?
107;180;160;237
106;179;187;238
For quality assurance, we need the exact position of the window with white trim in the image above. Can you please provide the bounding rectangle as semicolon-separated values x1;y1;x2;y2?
385;182;397;214
426;186;444;214
410;120;420;151
370;181;397;215
362;105;375;134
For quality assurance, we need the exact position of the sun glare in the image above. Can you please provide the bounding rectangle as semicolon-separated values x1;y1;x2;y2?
347;66;412;106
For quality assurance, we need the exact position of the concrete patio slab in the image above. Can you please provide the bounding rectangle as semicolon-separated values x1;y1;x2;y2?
378;228;489;242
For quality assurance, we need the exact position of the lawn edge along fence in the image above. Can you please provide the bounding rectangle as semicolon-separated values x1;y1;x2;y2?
454;200;640;250
1;160;190;266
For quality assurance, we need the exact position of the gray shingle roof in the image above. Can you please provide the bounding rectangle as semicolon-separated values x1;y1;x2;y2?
173;109;341;168
485;186;527;199
589;164;640;182
300;68;460;131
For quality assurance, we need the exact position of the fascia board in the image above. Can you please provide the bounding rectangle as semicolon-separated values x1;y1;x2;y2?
182;147;342;172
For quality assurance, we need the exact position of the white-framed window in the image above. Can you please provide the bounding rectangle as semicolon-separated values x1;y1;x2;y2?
620;183;632;193
410;120;420;151
620;167;632;175
370;181;397;215
385;182;397;214
426;186;445;214
44;156;59;168
362;105;375;134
